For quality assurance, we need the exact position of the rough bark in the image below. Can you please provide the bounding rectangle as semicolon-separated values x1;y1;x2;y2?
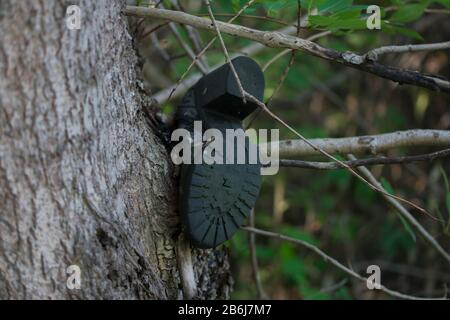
0;0;231;299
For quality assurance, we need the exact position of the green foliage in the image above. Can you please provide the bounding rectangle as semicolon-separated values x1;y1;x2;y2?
390;1;429;23
439;166;450;215
281;226;319;245
434;0;450;8
379;217;415;258
381;178;417;243
438;166;450;234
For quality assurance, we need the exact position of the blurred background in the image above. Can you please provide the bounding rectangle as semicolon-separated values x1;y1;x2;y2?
136;0;450;299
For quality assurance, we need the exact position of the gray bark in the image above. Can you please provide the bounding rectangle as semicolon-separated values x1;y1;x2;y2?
0;0;231;299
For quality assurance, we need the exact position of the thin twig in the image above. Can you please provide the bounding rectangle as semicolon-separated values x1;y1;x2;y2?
246;1;305;129
265;0;302;107
204;0;246;103
278;148;450;169
154;11;319;102
123;7;450;93
150;32;171;62
206;13;292;26
139;21;170;40
365;41;450;61
155;2;208;74
198;13;319;29
347;154;450;264
262;31;331;71
245;92;440;221
265;47;296;107
242;226;446;300
424;8;450;15
319;279;349;294
166;0;256;101
170;0;209;71
248;209;267;299
167;16;208;74
153;22;302;103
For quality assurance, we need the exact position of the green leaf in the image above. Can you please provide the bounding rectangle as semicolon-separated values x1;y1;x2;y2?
281;226;319;246
395;211;417;243
446;193;450;217
390;1;429;23
433;0;450;8
335;286;352;300
310;17;364;31
381;21;424;40
318;0;354;14
232;0;241;12
439;166;450;215
380;177;394;195
354;180;376;205
256;246;276;263
278;242;307;285
380;178;416;242
309;7;369;31
440;166;450;192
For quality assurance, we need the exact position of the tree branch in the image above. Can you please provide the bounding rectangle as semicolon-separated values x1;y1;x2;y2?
123;6;450;93
164;0;256;102
204;0;246;102
152;21;303;103
365;41;450;61
170;0;209;71
276;130;450;158
242;227;447;300
168;22;208;74
247;92;433;221
248;209;267;299
278;148;450;169
347;154;450;264
262;31;331;71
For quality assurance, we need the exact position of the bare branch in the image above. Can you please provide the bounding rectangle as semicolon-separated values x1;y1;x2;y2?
154;73;202;103
204;13;293;27
139;21;169;40
150;32;171;62
123;6;450;93
262;31;331;71
248;209;267;299
265;0;302;107
245;1;304;129
247;92;435;218
276;130;450;158
278;148;450;169
204;0;246;102
347;154;450;264
168;22;208;74
365;41;450;61
170;0;209;71
248;36;333;129
424;8;450;15
153;22;304;103
242;226;447;300
165;0;256;102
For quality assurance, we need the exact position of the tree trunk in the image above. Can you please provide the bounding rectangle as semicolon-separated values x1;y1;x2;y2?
0;0;231;299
